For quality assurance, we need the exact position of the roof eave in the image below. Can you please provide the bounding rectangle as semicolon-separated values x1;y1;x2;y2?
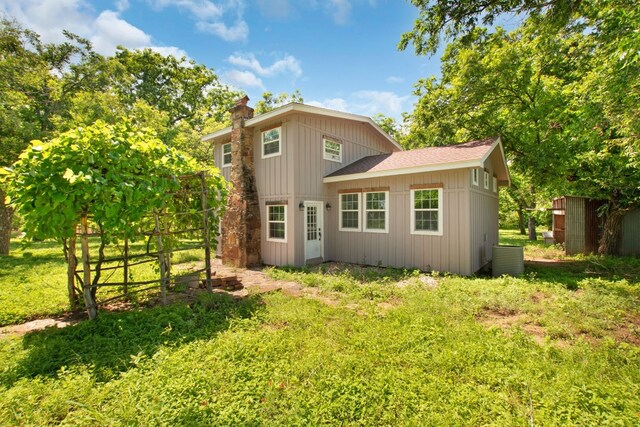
481;136;511;187
201;103;403;151
323;159;484;183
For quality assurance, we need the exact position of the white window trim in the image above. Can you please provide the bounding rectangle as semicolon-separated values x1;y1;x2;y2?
493;176;498;193
266;204;287;243
410;188;444;236
261;127;282;159
222;143;231;167
363;191;389;234
339;192;361;232
472;169;479;186
484;171;490;190
323;138;342;163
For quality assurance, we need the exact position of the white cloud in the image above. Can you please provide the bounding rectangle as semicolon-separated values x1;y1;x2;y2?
327;0;351;25
227;52;302;78
151;0;223;19
309;90;411;120
353;90;411;117
0;0;92;45
224;70;264;89
149;0;249;42
386;76;404;84
196;20;249;42
115;0;130;12
0;0;189;57
91;10;151;54
307;98;349;112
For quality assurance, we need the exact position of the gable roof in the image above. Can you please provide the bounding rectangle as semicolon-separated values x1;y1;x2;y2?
201;102;403;151
324;137;511;185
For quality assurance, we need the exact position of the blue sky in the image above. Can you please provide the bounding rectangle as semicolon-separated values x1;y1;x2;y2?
0;0;442;120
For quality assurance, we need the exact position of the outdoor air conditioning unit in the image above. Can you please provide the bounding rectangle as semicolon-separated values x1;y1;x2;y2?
492;245;524;277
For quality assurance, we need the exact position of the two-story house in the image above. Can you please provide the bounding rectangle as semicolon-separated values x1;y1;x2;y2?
202;97;510;275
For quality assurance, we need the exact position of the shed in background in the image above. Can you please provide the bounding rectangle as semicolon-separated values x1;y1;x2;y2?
551;196;640;256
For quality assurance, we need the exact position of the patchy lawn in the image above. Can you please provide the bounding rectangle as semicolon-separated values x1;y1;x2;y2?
0;231;639;425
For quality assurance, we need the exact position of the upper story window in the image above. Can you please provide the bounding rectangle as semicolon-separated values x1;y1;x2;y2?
484;171;490;189
472;169;479;186
267;204;287;242
339;193;361;231
222;143;231;167
262;127;281;158
411;188;443;236
323;138;342;162
364;191;389;233
493;177;498;193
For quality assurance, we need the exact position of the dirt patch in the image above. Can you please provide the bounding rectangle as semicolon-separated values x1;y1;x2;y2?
614;316;640;346
0;313;83;337
530;291;551;303
477;307;547;345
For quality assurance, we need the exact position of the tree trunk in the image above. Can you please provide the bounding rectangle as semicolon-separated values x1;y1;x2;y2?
81;215;97;320
63;234;81;311
598;204;628;255
0;188;13;255
528;215;537;240
518;206;526;235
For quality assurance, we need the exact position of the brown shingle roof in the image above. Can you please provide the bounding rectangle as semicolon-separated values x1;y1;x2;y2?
325;137;499;179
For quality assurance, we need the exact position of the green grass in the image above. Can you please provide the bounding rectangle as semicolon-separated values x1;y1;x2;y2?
0;238;205;326
0;231;639;425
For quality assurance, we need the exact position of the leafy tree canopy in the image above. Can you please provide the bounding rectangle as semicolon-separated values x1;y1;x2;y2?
399;0;581;55
254;90;304;115
6;120;206;242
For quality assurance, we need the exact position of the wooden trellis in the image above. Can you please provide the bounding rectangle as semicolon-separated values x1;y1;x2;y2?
65;171;217;320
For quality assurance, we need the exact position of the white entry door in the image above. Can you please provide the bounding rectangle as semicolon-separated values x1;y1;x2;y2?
304;201;324;262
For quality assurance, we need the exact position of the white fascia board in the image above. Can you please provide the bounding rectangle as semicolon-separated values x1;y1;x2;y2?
201;103;403;151
323;159;483;183
479;137;511;187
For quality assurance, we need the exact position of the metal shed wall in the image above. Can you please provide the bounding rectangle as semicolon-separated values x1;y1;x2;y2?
620;208;640;256
565;196;585;255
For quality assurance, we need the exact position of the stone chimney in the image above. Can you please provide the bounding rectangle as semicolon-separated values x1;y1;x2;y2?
221;96;262;267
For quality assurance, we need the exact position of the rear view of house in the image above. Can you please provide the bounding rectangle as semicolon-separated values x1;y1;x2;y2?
203;98;510;275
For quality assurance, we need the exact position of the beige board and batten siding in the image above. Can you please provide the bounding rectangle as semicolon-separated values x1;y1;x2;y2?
565;196;586;255
213;141;230;257
326;169;472;275
252;119;296;266
469;156;500;273
290;113;400;266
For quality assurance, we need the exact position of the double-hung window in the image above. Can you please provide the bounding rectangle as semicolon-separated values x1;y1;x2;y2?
411;188;443;235
339;193;360;231
222;143;231;167
364;191;389;233
323;138;342;162
262;127;281;158
267;205;287;242
484;171;490;189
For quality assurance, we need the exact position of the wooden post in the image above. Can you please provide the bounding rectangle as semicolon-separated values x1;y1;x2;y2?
123;238;129;296
66;232;78;311
201;172;213;292
154;211;167;305
163;207;171;281
81;215;97;320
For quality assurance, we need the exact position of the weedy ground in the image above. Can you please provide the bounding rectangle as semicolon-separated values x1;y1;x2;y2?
0;230;638;425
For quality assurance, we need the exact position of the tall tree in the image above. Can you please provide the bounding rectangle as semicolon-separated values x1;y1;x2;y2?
402;2;640;253
0;19;93;254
